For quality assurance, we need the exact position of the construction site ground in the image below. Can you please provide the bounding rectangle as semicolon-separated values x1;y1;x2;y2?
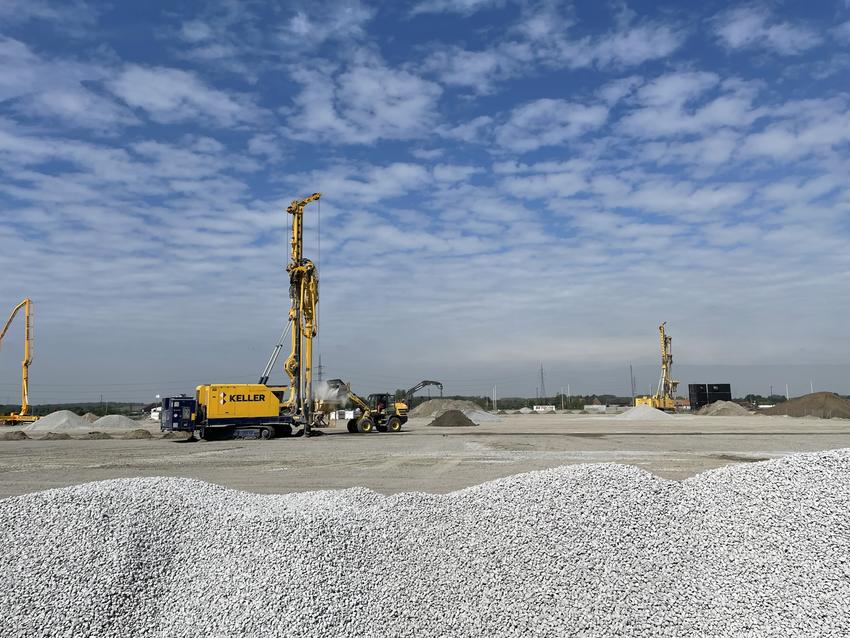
1;413;849;499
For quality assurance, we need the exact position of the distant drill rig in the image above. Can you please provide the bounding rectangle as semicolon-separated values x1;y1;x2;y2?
634;322;679;412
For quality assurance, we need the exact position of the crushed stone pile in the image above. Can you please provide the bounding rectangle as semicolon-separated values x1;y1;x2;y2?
23;410;87;433
1;431;29;441
1;450;849;637
81;413;99;423
616;404;674;420
409;399;484;419
518;407;533;414
92;414;142;430
697;401;753;417
427;409;478;427
764;392;850;419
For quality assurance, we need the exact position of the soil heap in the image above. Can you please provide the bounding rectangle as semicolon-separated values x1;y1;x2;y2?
698;401;753;417
1;431;29;441
764;392;850;419
427;410;478;427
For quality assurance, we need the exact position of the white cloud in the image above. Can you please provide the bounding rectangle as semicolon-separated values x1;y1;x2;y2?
411;0;506;16
0;0;99;35
108;65;262;127
714;7;822;55
285;62;442;144
433;164;482;183
557;22;686;69
495;100;608;152
423;43;532;94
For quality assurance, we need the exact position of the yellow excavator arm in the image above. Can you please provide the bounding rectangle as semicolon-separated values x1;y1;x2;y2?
0;298;34;419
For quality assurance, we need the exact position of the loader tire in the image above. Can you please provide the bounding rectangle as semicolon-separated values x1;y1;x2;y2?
386;417;402;433
347;419;358;433
357;417;375;433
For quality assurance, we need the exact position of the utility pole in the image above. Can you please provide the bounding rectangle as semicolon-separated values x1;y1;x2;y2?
539;363;547;401
810;379;814;394
785;384;790;400
560;387;564;411
629;363;636;402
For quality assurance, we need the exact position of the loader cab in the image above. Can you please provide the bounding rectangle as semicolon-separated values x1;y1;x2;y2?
368;393;391;414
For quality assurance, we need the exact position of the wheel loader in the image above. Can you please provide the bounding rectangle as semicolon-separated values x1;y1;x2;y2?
325;379;408;433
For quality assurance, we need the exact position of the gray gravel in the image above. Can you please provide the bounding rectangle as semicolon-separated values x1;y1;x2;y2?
1;450;849;637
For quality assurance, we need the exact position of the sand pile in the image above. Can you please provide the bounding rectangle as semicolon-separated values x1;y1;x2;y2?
92;415;141;430
24;411;88;432
1;431;29;441
427;410;477;427
409;399;483;419
518;407;532;414
81;413;99;423
617;405;674;420
764;392;850;419
124;429;153;439
698;401;753;417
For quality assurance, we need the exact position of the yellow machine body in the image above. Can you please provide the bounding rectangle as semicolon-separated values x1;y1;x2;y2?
635;322;680;413
197;384;288;425
1;298;38;424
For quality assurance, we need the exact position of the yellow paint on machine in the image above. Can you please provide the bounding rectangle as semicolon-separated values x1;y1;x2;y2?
197;384;288;420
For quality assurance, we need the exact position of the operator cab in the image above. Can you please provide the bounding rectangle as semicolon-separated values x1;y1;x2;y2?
368;393;392;413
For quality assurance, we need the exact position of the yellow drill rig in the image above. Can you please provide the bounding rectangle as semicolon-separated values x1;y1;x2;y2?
1;298;38;424
160;193;323;440
635;322;679;412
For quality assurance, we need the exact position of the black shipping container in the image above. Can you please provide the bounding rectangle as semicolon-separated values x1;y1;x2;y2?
689;384;732;411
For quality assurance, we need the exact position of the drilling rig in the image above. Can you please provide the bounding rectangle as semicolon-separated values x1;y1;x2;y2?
634;322;679;412
0;298;38;424
160;193;322;439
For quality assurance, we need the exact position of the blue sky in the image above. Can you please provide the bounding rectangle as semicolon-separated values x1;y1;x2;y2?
2;0;850;402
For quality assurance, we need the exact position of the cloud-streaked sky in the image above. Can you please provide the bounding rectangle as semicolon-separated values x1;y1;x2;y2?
2;0;850;403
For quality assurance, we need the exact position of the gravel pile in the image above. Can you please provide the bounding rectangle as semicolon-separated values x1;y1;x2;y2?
93;414;142;430
427;409;478;427
23;410;87;432
81;413;99;423
697;401;752;416
616;405;674;420
409;399;484;419
1;450;849;637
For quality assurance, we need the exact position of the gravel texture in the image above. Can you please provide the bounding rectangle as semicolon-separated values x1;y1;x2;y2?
1;450;849;637
427;409;478;427
24;410;87;432
697;400;753;417
616;404;674;420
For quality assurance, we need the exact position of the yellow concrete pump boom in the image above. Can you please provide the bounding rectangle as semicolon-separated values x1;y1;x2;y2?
282;192;320;434
0;298;38;424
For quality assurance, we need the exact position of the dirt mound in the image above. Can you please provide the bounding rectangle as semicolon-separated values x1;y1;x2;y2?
124;429;153;439
40;432;71;440
427;410;478;427
764;393;850;419
92;415;140;430
81;413;99;423
409;399;484;419
698;401;753;417
617;405;674;420
24;410;87;432
1;431;29;441
78;432;113;440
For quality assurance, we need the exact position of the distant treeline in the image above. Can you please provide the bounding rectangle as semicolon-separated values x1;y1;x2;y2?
0;402;146;417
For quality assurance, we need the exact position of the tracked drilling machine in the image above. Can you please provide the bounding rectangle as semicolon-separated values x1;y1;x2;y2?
160;193;323;440
635;322;679;412
0;298;38;425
